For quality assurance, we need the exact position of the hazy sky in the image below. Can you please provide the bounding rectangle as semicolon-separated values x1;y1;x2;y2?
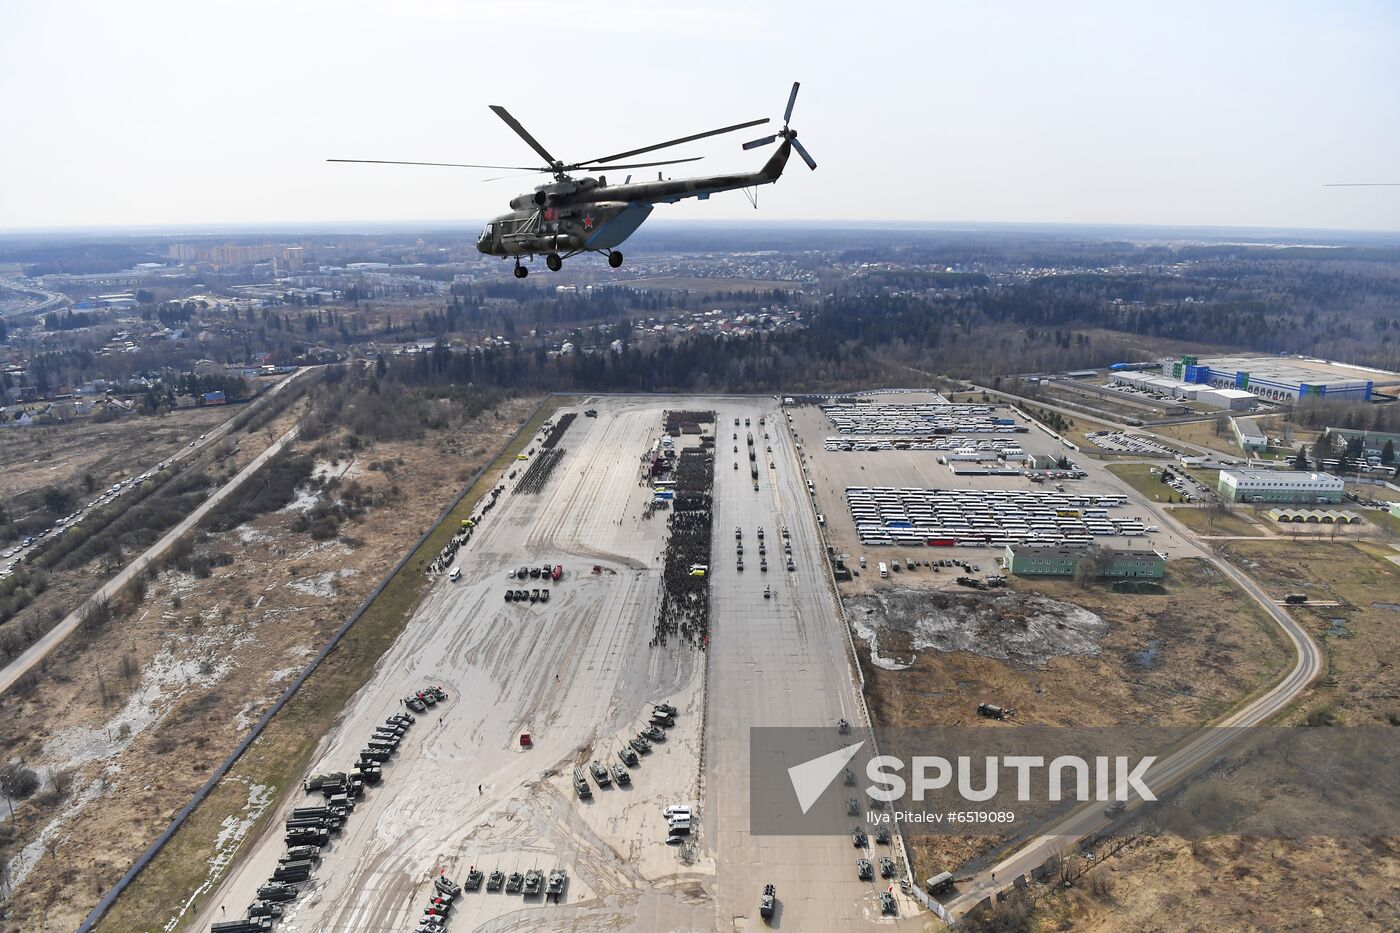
2;0;1397;231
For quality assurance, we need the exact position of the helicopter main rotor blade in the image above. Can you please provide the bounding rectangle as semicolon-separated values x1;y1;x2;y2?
484;153;711;178
742;135;778;150
1323;183;1400;186
327;158;543;171
578;117;770;167
578;156;704;171
791;137;818;170
489;105;559;167
783;81;800;124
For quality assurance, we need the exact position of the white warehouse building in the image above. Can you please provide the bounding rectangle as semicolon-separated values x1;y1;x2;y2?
1109;372;1257;410
1217;469;1344;504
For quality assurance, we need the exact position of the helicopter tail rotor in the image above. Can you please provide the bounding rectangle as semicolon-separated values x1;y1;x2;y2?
742;81;816;170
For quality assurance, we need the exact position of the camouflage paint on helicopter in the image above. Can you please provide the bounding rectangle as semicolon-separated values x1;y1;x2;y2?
477;141;793;261
332;83;815;278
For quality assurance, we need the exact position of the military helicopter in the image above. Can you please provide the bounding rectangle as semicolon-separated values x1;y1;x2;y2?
329;83;816;278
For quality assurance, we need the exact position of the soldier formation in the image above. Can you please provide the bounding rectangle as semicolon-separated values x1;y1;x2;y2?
653;413;716;648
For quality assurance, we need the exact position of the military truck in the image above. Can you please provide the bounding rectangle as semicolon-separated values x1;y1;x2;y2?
976;702;1014;720
590;760;611;786
211;920;273;933
573;767;592;799
612;763;631;786
926;871;955;895
303;772;346;794
618;746;639;767
760;884;776;919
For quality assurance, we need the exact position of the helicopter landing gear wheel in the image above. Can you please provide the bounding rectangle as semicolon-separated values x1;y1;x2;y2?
546;253;562;272
513;263;528;279
608;250;624;269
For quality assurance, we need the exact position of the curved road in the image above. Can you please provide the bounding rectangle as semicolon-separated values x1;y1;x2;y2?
937;387;1324;918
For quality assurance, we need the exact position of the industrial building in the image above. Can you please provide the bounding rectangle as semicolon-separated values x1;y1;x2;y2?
1108;371;1257;410
1217;469;1344;504
1002;544;1165;579
1266;508;1362;524
1231;418;1268;453
1163;356;1374;403
1328;427;1400;458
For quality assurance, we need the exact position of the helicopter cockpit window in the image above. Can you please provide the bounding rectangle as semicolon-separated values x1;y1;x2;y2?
479;224;493;241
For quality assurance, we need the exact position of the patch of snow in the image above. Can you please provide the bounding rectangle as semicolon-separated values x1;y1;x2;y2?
238;526;270;545
5;775;107;891
288;567;358;598
279;487;320;513
163;780;273;932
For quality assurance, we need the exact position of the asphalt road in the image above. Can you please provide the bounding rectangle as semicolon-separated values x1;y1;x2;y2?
705;399;925;930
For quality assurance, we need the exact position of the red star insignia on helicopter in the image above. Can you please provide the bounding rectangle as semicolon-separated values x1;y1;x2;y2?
583;215;595;230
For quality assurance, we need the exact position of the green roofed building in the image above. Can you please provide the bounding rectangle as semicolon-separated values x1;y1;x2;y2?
1003;544;1164;579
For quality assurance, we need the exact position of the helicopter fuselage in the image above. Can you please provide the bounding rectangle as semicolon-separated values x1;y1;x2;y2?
476;141;792;258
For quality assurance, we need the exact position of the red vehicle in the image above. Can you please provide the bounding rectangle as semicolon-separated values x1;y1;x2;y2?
519;732;533;749
551;565;563;581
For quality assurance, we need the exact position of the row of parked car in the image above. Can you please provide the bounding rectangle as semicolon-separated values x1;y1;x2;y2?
0;471;160;579
211;708;415;932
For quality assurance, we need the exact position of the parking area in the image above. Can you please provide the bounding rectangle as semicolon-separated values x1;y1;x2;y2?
1085;430;1180;457
845;486;1144;550
787;395;1205;592
820;397;1025;436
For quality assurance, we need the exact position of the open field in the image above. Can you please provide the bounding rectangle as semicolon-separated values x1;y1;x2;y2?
1167;506;1268;537
1107;463;1194;504
1039;537;1400;932
0;407;233;506
1217;539;1400;726
1152;418;1254;457
0;395;538;931
1039;834;1400;933
852;558;1291;882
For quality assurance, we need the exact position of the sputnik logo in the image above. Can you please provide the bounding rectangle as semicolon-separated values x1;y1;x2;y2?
788;742;864;814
